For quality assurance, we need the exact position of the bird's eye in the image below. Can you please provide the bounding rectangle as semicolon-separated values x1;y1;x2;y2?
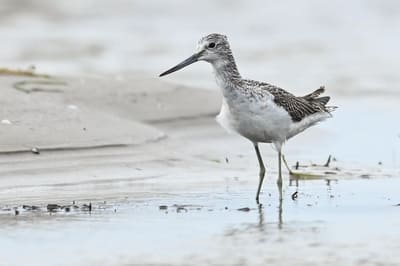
208;42;216;48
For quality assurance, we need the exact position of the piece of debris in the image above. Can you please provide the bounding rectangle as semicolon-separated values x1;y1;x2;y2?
1;119;11;125
0;67;50;78
225;157;229;163
159;205;168;210
176;207;187;213
291;191;298;200
378;161;382;165
47;204;61;212
360;174;371;179
31;147;40;155
324;155;332;167
324;171;337;175
237;207;250;212
82;203;92;212
22;205;40;211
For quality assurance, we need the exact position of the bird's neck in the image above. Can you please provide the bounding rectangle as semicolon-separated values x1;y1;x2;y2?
211;54;242;94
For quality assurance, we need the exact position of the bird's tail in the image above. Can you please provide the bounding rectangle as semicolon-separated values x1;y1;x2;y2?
313;96;330;105
302;86;325;100
303;85;338;113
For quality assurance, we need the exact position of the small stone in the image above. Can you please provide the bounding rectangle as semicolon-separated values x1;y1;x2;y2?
176;207;187;213
31;147;40;154
22;205;40;211
47;204;60;212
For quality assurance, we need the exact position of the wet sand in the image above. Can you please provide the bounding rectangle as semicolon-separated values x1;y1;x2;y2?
0;75;399;265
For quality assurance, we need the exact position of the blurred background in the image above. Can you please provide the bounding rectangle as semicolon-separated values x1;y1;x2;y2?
1;0;400;166
2;0;400;93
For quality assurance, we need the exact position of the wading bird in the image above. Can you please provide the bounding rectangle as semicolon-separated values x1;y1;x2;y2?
160;33;335;202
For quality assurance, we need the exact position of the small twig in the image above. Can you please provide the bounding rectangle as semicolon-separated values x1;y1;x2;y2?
0;67;50;78
324;155;332;167
291;191;298;200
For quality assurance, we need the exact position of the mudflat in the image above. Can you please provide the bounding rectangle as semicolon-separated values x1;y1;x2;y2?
1;74;400;265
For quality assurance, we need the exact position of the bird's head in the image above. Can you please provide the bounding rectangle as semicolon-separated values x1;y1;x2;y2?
159;33;232;77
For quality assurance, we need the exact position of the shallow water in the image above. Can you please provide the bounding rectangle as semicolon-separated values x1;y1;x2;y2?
1;177;400;266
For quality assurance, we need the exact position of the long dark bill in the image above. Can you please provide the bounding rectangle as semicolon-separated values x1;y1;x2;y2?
159;52;202;77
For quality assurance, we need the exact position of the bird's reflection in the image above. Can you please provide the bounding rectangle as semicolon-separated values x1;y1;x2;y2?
256;182;283;231
257;202;264;230
277;178;283;229
278;198;283;229
224;179;285;240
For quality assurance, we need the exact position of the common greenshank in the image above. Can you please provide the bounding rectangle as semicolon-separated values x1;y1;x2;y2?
160;33;336;202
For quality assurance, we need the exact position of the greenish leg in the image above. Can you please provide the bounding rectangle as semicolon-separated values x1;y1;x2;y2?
254;143;266;203
281;154;293;175
277;151;283;200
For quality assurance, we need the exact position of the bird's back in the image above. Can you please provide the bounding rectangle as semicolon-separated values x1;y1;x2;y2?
253;81;336;139
241;80;334;123
218;79;336;142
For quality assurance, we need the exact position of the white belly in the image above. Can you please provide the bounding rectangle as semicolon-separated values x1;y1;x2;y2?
216;97;292;143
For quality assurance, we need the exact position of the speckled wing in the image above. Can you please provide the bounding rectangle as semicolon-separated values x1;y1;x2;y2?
262;83;330;122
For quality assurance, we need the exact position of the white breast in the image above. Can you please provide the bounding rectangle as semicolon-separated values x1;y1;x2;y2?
216;91;292;144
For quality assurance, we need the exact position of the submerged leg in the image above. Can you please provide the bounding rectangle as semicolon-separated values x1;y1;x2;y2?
254;143;266;203
277;150;283;200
